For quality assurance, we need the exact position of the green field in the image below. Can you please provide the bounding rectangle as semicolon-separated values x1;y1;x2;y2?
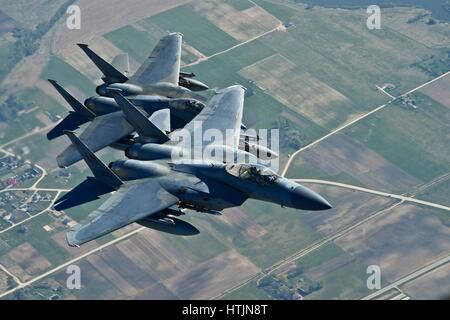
140;4;238;57
237;200;321;268
104;25;160;64
306;260;372;299
418;179;450;208
0;0;67;28
259;8;432;104
252;0;296;21
0;87;64;144
37;166;86;189
345;92;450;183
0;218;11;231
225;0;255;11
41;56;95;97
0;38;15;81
0;213;71;266
222;281;271;300
163;215;230;264
286;157;368;186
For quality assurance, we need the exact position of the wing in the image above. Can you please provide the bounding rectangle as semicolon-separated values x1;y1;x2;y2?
129;33;182;86
57;111;134;167
172;85;245;151
47;113;91;140
53;177;116;211
66;178;179;246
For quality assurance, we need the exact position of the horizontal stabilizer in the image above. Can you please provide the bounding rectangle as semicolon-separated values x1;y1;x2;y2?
63;131;123;189
77;44;128;84
57;111;134;167
47;112;91;140
48;79;95;119
53;177;115;211
111;91;170;143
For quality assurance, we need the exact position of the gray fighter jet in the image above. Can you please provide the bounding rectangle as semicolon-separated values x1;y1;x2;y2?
53;33;210;167
46;79;205;144
55;85;331;247
79;32;209;98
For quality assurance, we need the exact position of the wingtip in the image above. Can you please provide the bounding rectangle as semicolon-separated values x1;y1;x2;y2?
77;43;88;48
66;231;81;247
48;79;57;84
56;153;69;168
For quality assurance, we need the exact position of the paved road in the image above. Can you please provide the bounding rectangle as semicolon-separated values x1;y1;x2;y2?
184;24;283;68
295;179;450;212
362;254;450;300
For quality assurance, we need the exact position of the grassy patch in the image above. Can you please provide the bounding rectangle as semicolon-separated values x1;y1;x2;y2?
0;38;15;81
41;56;95;97
225;0;254;11
163;223;229;264
306;260;372;299
141;4;238;56
221;280;271;300
296;242;344;271
0;0;67;28
104;25;160;64
187;38;276;87
345;92;450;182
253;0;296;21
0;213;71;265
237;200;321;268
418;179;450;208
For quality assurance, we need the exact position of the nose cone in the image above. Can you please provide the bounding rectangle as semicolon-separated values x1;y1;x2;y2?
291;185;332;211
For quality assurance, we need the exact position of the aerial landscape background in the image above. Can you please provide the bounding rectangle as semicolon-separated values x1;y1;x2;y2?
0;0;449;300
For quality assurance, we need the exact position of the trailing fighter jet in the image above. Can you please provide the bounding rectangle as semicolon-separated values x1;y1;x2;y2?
53;33;211;167
54;85;331;247
78;32;209;99
47;79;205;142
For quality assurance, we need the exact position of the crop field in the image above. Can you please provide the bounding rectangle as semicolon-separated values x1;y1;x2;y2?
345;92;450;184
139;4;238;57
225;0;255;11
191;0;281;43
104;25;161;64
0;0;67;28
336;203;450;283
40;56;96;97
240;53;359;129
402;263;450;300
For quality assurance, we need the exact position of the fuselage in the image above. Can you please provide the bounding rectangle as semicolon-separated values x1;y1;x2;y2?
109;158;331;213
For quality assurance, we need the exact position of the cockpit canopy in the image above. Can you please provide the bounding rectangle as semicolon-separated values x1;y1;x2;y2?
226;164;279;184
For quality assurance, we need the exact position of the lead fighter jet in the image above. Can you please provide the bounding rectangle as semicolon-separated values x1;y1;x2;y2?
55;85;331;247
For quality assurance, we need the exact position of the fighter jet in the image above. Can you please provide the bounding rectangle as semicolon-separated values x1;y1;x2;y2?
47;79;205;142
53;33;211;167
78;32;209;99
54;85;331;247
